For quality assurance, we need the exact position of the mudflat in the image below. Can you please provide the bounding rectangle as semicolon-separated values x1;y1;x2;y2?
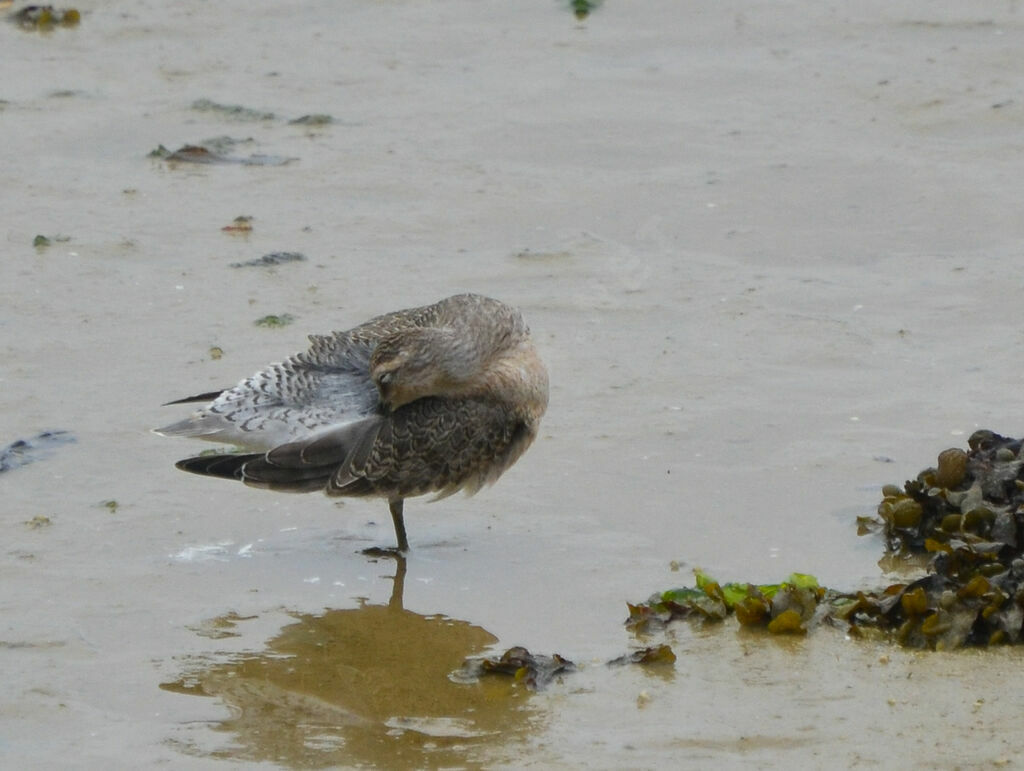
4;1;1024;767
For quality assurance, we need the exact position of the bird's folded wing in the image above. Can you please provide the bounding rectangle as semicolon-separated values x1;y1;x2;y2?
333;397;530;499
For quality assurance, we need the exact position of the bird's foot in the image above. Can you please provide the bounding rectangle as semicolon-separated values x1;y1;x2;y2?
361;545;407;558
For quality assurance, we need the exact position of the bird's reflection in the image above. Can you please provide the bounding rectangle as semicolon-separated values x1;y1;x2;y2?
161;555;535;768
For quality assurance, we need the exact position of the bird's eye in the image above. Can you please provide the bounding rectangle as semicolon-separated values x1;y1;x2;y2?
378;371;393;386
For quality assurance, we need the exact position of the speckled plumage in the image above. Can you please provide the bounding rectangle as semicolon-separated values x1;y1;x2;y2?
156;294;548;551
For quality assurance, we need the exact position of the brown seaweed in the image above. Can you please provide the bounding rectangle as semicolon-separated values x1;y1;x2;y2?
607;644;676;667
221;216;253;234
150;137;296;166
458;646;575;691
10;5;79;30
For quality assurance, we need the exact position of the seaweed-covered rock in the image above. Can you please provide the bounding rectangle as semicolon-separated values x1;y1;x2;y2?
874;430;1024;560
847;430;1024;648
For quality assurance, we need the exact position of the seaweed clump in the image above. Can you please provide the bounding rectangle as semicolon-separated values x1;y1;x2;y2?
149;137;297;166
567;0;602;20
253;313;295;328
10;5;80;30
629;430;1024;650
458;646;575;690
848;429;1024;649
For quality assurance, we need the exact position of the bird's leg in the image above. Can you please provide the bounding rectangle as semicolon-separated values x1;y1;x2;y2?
361;498;409;556
389;498;409;552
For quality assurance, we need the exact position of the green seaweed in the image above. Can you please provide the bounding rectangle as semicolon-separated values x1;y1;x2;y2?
32;234;70;249
254;314;295;328
567;0;602;20
630;570;825;636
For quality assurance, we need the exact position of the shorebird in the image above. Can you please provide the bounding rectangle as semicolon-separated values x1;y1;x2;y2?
156;294;549;553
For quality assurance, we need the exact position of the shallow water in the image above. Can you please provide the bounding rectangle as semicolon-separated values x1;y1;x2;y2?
5;0;1024;768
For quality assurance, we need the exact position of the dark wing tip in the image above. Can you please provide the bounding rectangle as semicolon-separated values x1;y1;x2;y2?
162;390;227;407
175;453;255;480
174;451;335;493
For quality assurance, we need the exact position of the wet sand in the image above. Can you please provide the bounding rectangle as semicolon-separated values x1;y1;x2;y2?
5;0;1024;767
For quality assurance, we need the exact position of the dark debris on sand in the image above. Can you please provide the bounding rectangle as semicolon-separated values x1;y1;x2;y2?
0;430;76;473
